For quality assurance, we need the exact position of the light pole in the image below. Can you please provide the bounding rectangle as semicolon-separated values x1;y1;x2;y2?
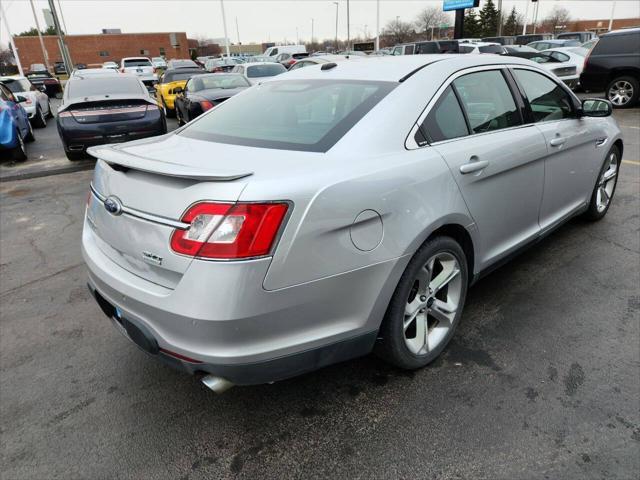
311;18;314;44
532;0;540;34
375;0;380;51
235;17;241;56
47;0;73;74
28;0;51;72
220;0;230;57
522;0;530;35
346;0;351;51
333;1;339;50
608;0;617;31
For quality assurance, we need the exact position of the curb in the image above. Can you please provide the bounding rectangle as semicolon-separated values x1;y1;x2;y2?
0;161;95;183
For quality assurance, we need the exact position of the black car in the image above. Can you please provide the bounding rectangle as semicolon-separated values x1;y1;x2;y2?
173;73;250;125
414;40;459;54
580;28;640;108
57;75;166;160
53;61;67;75
482;36;516;45
25;71;62;98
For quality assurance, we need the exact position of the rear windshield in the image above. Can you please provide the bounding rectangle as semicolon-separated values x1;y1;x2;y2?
479;45;504;53
191;75;250;91
2;79;32;92
123;59;151;67
162;70;206;83
180;79;396;152
67;77;144;98
170;60;198;68
246;64;286;78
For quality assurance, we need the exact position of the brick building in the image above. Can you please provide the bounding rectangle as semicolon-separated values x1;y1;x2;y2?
13;32;191;68
564;17;639;34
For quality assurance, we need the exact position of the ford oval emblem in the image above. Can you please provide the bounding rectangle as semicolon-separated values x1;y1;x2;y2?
104;196;123;216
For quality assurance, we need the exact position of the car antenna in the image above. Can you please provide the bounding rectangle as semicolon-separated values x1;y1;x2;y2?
321;62;337;71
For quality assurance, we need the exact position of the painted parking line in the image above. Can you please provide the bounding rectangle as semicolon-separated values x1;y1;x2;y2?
622;160;640;166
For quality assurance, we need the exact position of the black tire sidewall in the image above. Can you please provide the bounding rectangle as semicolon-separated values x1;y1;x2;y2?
376;236;469;369
607;76;639;109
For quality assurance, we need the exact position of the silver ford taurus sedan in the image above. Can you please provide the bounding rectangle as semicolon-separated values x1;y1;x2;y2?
83;55;623;393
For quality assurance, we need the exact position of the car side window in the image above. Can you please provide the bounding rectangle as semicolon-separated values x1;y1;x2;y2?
406;45;415;55
0;85;9;101
549;51;569;62
452;70;522;134
185;79;194;92
513;69;574;122
417;86;469;144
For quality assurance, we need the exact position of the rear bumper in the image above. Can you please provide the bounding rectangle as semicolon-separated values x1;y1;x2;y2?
82;214;405;385
57;110;165;153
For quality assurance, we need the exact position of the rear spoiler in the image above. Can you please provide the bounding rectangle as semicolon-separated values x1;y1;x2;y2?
87;145;253;182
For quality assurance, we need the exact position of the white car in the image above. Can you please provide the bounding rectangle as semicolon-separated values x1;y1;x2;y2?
102;61;119;70
0;75;52;127
263;44;306;57
528;49;586;90
541;47;589;81
119;57;157;89
230;62;287;85
151;57;167;69
458;42;502;54
71;68;119;78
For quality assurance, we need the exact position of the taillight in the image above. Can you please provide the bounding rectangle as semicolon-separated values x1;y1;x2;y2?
170;202;289;259
200;100;214;111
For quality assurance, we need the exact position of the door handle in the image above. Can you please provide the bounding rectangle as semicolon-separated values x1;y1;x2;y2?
549;137;566;147
459;159;490;174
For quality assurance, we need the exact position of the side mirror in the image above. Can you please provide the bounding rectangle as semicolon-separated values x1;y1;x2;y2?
581;98;612;117
15;95;27;103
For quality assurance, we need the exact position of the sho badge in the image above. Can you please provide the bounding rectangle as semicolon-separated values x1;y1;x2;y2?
142;251;163;266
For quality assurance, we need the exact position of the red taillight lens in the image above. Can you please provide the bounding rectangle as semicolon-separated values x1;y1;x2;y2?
170;202;289;259
200;100;214;111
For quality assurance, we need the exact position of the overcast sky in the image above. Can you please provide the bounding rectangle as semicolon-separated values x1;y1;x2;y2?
1;0;639;47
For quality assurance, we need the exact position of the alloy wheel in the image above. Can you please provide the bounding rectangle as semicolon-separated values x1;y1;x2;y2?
608;80;634;106
403;252;462;355
596;151;618;212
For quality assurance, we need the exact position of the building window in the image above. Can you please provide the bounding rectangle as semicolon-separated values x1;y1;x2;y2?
140;49;149;55
98;51;109;57
159;47;165;56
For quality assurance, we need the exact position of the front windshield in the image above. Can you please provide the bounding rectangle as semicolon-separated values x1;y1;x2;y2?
192;75;250;91
2;79;32;93
180;79;396;152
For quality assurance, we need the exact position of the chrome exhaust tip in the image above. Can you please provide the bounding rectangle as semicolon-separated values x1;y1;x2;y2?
201;375;234;394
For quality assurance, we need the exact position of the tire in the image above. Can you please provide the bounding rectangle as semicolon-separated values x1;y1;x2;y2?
606;76;639;109
163;99;176;118
32;106;46;128
24;121;35;143
375;236;469;370
65;150;87;161
9;129;27;161
583;145;621;221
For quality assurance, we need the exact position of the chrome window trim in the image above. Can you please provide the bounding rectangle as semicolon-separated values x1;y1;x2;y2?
405;63;578;150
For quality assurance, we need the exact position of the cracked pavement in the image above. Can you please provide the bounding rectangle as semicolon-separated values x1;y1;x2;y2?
0;109;638;479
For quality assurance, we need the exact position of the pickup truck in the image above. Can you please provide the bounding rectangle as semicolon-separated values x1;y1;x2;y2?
120;57;158;90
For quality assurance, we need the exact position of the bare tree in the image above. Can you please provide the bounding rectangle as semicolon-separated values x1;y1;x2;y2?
382;18;415;45
415;7;451;40
543;6;571;34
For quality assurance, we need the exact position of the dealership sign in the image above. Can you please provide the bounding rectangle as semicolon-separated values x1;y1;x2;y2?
443;0;479;11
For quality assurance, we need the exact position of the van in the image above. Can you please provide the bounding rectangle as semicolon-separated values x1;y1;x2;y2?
264;45;307;57
414;41;459;54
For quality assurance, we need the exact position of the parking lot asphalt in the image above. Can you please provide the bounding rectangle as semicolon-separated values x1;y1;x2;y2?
1;109;639;479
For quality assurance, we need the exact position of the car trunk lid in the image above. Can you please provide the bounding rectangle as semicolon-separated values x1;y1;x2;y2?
87;141;252;288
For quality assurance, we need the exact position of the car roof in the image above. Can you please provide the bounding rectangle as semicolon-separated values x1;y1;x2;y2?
242;62;283;67
0;75;27;81
280;54;540;82
605;27;640;36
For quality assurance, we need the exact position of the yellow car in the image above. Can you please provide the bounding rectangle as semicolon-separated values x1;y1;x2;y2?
156;68;206;118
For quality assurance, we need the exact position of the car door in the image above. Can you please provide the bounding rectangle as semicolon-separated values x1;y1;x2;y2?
422;68;548;268
511;68;598;231
181;78;195;121
0;85;28;137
